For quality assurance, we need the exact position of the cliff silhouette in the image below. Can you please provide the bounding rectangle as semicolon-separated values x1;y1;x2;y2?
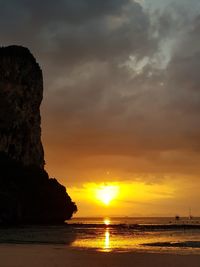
0;45;77;224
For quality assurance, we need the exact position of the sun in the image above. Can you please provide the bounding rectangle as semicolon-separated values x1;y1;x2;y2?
96;185;119;205
104;218;110;225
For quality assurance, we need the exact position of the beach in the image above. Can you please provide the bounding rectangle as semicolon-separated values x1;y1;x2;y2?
0;244;200;267
1;219;200;266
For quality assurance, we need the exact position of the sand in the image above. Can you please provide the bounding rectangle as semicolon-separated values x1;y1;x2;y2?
0;245;200;267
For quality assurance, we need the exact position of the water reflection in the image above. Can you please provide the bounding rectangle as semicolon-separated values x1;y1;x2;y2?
71;223;200;253
0;225;77;245
71;218;112;252
103;229;110;251
69;217;200;254
72;217;197;253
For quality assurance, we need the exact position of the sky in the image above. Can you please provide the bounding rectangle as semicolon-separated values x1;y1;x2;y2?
1;0;200;217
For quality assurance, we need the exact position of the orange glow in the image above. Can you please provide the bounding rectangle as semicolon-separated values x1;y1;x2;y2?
104;218;110;225
67;180;175;217
95;184;119;205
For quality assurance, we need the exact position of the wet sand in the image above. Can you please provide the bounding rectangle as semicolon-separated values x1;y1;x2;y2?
0;245;200;267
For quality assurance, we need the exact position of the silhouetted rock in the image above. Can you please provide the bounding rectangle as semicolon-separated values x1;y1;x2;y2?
0;46;77;224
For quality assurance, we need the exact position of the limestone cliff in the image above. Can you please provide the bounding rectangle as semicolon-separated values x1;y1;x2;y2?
0;46;44;168
0;46;77;224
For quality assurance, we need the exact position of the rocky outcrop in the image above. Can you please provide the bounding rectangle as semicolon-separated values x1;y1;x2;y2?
0;46;44;168
0;46;77;224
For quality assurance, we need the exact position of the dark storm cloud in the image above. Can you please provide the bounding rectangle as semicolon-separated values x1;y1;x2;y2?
20;0;132;24
0;0;152;66
1;0;200;181
0;0;130;24
43;0;200;179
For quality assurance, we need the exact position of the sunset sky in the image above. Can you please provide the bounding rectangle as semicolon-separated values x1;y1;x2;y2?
2;0;200;217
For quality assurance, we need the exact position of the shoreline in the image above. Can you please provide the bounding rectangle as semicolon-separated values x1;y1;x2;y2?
0;244;200;267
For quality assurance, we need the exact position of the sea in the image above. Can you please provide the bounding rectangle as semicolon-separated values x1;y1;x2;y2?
1;217;200;254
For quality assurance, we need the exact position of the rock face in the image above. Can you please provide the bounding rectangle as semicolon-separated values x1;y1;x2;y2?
0;46;44;168
0;46;77;224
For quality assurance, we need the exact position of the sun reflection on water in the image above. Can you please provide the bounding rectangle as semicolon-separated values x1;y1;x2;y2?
70;218;200;253
102;218;111;251
104;229;110;251
71;221;193;253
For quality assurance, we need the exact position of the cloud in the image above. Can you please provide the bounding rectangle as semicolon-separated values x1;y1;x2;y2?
1;0;200;185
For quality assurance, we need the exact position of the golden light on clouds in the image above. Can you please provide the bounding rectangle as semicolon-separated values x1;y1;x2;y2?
67;180;175;217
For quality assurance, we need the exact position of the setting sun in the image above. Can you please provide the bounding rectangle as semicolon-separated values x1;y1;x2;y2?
96;185;119;205
104;218;110;225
